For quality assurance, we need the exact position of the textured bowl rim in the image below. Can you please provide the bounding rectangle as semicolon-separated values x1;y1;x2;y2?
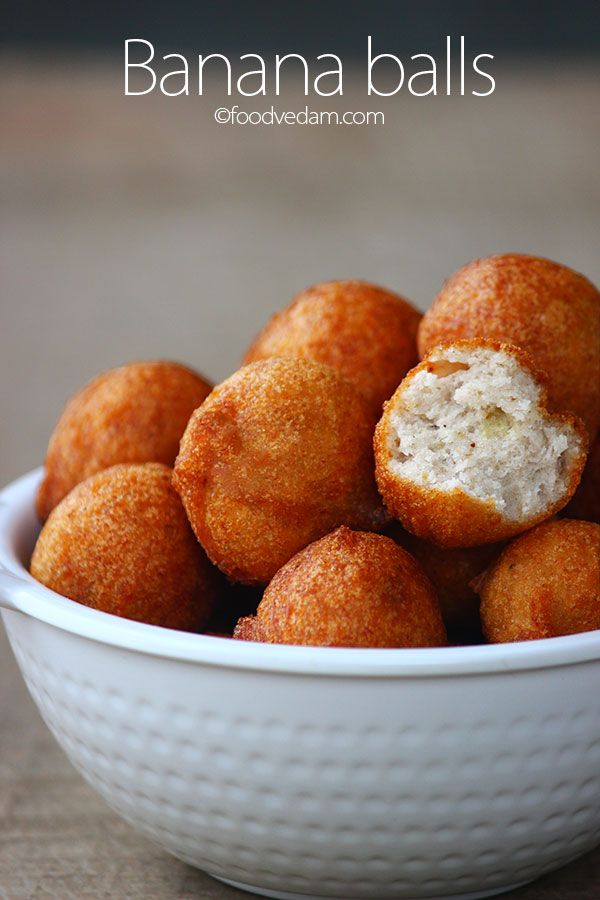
1;468;599;677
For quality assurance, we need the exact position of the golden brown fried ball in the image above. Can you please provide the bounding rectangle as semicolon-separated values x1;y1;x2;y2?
233;527;446;647
173;357;386;585
477;519;600;642
31;463;219;630
564;437;600;523
374;340;587;548
37;361;212;521
387;521;504;629
243;280;421;415
418;254;600;438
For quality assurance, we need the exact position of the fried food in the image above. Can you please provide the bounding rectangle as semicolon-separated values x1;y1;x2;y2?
243;280;421;415
417;254;600;439
374;340;587;548
37;361;212;521
30;463;218;630
564;437;600;523
173;357;386;585
233;526;446;647
387;522;504;628
477;519;600;642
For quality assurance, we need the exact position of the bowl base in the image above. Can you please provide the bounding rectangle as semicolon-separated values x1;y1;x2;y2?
211;874;531;900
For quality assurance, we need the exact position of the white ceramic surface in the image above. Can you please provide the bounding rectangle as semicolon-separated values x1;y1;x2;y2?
1;469;599;900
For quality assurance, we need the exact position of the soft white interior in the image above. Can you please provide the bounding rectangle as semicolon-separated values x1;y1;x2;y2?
387;345;581;521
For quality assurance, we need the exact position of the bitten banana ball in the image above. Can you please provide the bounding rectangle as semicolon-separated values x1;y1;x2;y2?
374;340;587;548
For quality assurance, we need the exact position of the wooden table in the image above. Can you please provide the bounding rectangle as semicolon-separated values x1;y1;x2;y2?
1;55;599;899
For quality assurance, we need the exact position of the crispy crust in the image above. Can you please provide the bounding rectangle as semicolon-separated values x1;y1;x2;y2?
418;254;600;439
244;280;421;416
233;615;268;642
477;519;600;642
31;463;219;631
374;340;588;548
173;357;387;585
233;527;446;647
37;360;212;521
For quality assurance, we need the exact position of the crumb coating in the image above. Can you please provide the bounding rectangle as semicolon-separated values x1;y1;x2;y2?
478;519;600;642
418;254;600;438
234;526;446;647
37;360;212;520
244;280;421;416
174;357;387;585
31;463;219;630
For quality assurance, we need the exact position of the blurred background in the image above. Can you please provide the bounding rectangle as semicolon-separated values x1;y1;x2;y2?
1;0;599;487
1;4;600;897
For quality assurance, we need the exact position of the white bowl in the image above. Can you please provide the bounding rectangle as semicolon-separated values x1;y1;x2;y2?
1;469;599;900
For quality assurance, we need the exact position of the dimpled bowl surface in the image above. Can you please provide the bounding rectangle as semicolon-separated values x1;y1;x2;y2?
1;470;599;900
